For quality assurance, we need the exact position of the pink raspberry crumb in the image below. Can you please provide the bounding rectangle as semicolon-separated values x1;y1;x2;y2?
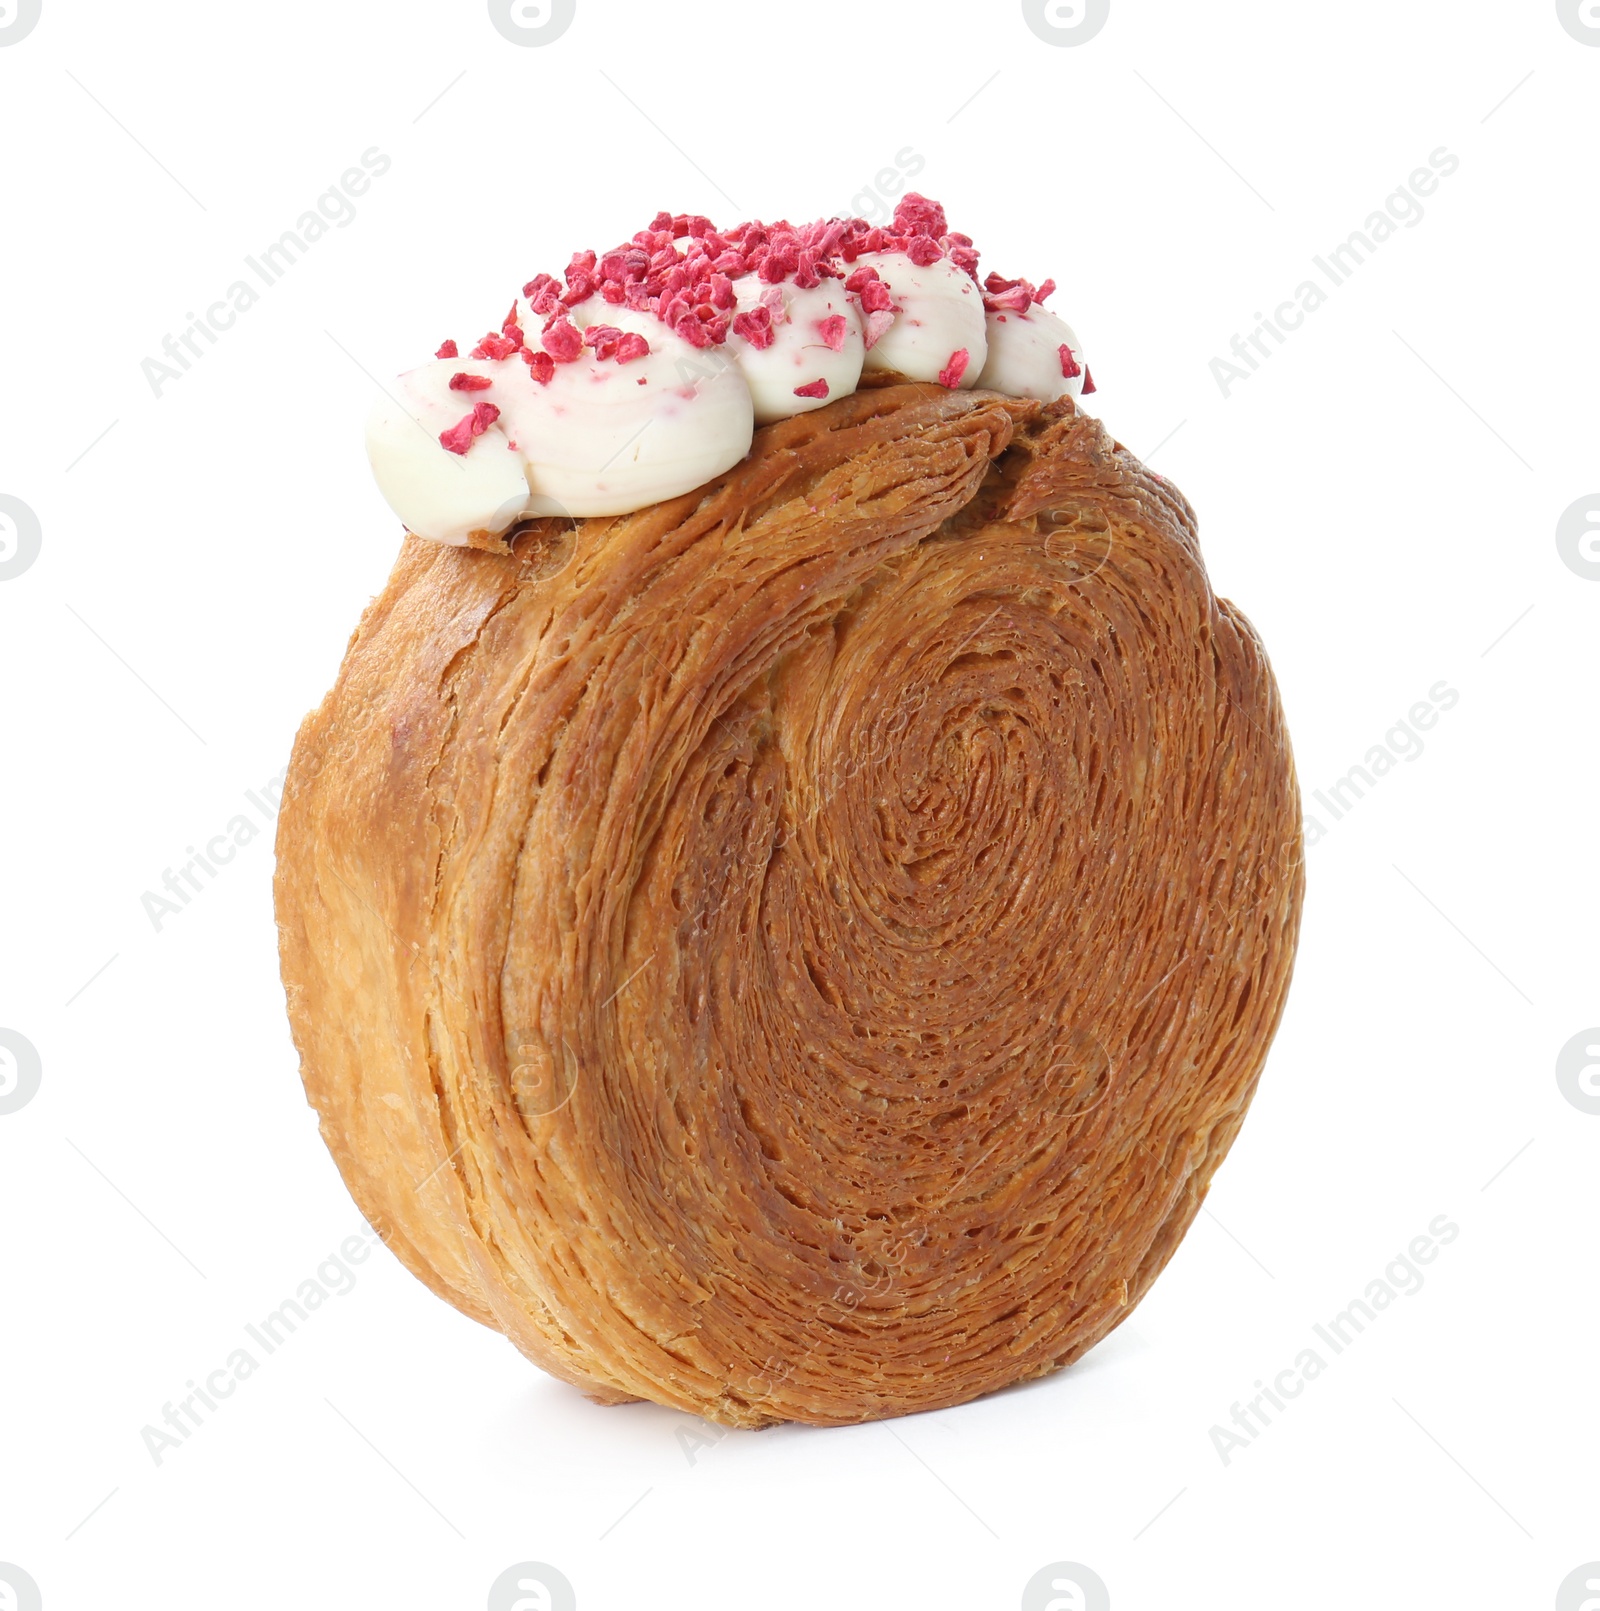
471;332;519;361
816;314;848;352
1081;367;1097;394
438;401;500;455
435;339;458;359
1058;344;1081;380
863;308;895;349
731;306;775;350
937;348;970;388
793;379;829;399
450;372;494;391
521;349;556;384
541;318;583;362
614;331;651;364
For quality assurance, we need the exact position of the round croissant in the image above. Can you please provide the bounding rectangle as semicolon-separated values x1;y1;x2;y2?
274;382;1303;1426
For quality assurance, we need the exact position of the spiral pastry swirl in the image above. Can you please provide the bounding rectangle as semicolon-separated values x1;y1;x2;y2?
275;382;1303;1426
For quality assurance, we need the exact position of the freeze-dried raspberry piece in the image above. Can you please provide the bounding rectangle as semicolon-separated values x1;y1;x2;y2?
905;235;942;267
584;324;624;360
1034;278;1056;303
793;378;829;399
614;331;651;364
863;308;895;349
521;348;556;384
861;279;894;314
731;306;774;350
435;339;459;359
817;314;848;352
937;348;969;388
1058;344;1081;380
472;332;520;361
948;243;980;278
1081;367;1096;394
439;418;475;455
541;318;583;362
438;401;500;455
758;245;798;283
600;248;646;283
450;372;494;391
676;313;715;349
985;285;1033;313
523;273;562;316
893;193;947;240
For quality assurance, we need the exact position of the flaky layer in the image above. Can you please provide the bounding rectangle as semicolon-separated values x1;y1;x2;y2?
274;383;1303;1426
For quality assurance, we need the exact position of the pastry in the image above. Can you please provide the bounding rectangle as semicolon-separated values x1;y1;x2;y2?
274;197;1303;1426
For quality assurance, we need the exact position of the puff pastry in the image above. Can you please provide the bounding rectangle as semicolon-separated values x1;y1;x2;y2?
274;381;1303;1426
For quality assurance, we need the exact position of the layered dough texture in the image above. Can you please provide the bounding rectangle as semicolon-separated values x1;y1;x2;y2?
275;382;1304;1426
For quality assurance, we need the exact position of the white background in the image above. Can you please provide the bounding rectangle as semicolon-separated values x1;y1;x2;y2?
2;1;1597;1607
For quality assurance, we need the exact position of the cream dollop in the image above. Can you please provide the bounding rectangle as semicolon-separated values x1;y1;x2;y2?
859;251;988;386
975;305;1087;402
495;328;753;518
726;278;865;423
366;330;754;539
365;362;530;547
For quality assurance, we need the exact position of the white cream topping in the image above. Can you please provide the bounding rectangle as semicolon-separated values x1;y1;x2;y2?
975;305;1087;403
367;251;1086;545
726;278;865;424
365;362;530;547
494;329;753;519
859;251;988;386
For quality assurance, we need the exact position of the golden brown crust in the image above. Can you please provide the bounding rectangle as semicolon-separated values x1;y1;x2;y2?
274;384;1304;1425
